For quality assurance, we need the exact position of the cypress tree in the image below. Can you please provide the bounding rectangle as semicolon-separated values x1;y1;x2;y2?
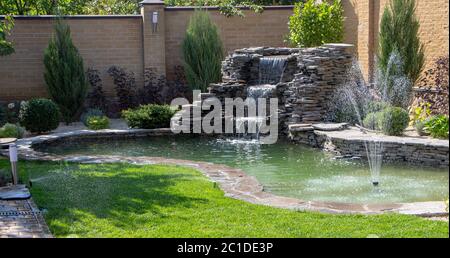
182;11;224;92
44;18;87;124
377;0;424;83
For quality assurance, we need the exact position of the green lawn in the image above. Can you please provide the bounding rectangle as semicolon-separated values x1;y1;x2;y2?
0;159;448;238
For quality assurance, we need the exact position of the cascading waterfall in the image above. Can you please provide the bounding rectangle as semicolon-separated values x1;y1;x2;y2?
236;85;277;138
235;56;287;139
258;56;288;85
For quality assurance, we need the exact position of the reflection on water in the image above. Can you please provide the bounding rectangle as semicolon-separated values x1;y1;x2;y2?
39;136;449;204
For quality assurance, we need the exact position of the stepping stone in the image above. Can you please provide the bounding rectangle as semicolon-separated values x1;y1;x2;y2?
288;124;314;132
312;123;349;131
0;185;31;200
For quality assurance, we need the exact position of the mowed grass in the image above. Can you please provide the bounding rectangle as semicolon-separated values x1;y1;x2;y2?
0;159;448;238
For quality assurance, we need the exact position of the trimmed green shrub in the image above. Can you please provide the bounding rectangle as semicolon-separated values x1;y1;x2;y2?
0;123;25;139
19;99;60;133
182;11;224;92
365;101;389;116
379;107;409;136
424;115;449;139
86;116;110;130
80;108;104;126
378;0;424;83
122;104;177;129
44;19;88;124
363;112;382;130
288;0;344;47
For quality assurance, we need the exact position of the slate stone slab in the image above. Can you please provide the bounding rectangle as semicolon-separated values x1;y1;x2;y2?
0;185;31;200
0;138;17;145
312;123;349;131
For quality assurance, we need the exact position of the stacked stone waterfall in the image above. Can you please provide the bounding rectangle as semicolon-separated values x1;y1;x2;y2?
207;44;354;134
235;56;288;138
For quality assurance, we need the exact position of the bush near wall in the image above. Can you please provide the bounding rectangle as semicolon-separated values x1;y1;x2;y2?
288;0;344;47
108;66;138;111
424;115;449;139
379;106;410;136
86;116;110;130
0;123;25;139
122;104;177;129
80;108;104;126
19;99;60;134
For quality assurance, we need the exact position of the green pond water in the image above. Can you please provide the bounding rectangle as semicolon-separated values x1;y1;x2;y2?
39;136;449;204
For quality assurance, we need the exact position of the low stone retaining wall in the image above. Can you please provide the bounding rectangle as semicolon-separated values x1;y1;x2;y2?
289;125;450;168
0;128;446;216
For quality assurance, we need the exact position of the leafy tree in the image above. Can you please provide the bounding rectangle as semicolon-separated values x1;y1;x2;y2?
377;0;424;83
288;0;344;47
81;0;141;15
0;15;14;56
165;1;302;17
44;19;88;124
0;0;140;15
1;0;303;16
182;11;224;92
0;0;86;15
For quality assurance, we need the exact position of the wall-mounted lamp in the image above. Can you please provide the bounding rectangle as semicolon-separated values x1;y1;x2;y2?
152;11;159;33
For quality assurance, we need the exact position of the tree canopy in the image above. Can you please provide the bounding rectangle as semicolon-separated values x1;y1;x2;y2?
0;0;302;16
0;15;14;56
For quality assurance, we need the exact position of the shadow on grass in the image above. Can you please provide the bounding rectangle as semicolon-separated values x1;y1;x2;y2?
20;161;210;236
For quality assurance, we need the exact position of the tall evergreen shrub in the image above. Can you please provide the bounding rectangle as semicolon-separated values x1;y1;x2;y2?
378;0;424;83
44;18;88;124
182;11;224;92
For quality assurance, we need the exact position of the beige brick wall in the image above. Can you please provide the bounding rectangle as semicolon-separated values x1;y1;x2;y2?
342;0;373;80
0;2;448;101
0;17;143;101
164;7;292;79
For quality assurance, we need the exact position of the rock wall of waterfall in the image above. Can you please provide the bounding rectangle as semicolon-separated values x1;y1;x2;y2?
208;44;354;134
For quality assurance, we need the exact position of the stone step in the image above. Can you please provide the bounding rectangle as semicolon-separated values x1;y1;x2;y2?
312;123;349;131
288;123;314;132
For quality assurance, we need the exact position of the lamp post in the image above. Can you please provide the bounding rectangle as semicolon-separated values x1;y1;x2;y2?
0;137;18;185
9;143;18;185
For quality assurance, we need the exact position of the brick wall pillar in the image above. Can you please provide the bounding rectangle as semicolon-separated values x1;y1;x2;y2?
140;0;166;77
